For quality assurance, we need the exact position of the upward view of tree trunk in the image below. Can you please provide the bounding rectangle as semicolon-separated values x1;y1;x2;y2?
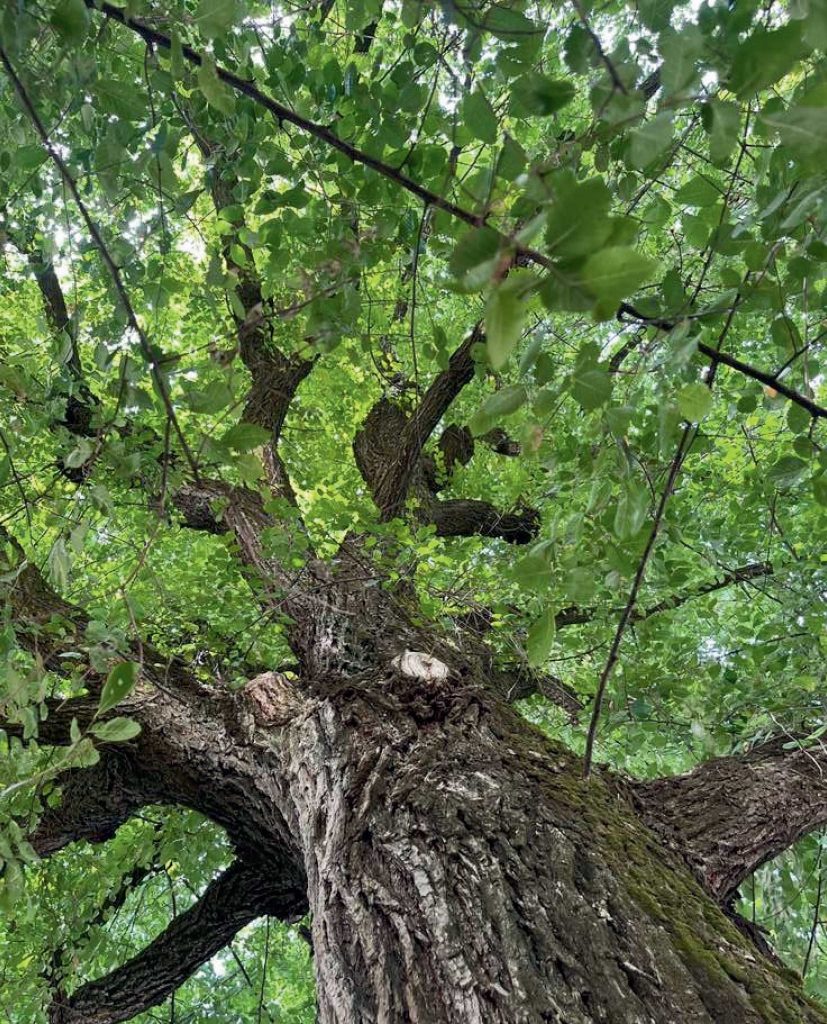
7;521;827;1023
2;1;827;1021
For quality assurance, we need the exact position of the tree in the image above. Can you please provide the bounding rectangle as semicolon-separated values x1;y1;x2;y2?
1;0;826;1020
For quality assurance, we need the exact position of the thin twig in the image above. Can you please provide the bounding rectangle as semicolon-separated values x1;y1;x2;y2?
583;425;694;776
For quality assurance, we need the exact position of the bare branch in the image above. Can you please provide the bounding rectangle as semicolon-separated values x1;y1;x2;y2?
430;498;539;545
584;426;695;776
618;303;827;421
555;561;774;630
48;859;307;1024
633;737;827;902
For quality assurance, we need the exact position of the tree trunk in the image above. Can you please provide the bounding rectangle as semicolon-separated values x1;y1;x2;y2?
8;527;826;1023
260;666;824;1024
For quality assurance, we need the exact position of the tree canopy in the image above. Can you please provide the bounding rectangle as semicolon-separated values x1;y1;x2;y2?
0;0;826;1019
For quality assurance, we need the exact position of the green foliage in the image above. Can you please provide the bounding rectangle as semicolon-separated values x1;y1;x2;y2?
0;0;826;1016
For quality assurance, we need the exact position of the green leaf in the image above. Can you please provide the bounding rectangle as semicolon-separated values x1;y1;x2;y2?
486;287;526;370
628;112;673;170
50;0;89;44
47;538;71;591
546;177;612;259
787;402;811;435
571;367;612;411
197;57;236;115
497;135;527;181
728;23;805;98
761;105;827;159
462;89;498;144
513;541;555;592
468;385;527;436
450;227;502;286
89;717;142;743
195;0;239;39
581;248;656;304
676;382;712;422
511;75;575;117
564;567;596;604
659;25;702;94
66;736;101;769
703;100;740;165
14;145;47;170
64;439;94;469
96;79;147;122
221;423;272;451
674;175;720;207
98;662;139;716
614;482;649;540
526;607;556;666
766;455;808;489
184;380;234;414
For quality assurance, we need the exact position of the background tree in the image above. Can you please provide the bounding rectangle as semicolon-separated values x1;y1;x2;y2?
0;0;826;1020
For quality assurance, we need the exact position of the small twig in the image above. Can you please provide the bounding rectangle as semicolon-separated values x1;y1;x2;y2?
583;425;694;776
803;840;824;978
571;0;627;95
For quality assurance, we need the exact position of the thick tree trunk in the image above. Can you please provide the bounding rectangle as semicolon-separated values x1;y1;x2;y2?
263;667;824;1024
8;532;826;1023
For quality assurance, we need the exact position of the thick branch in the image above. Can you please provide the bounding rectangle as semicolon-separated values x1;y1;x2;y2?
28;756;144;858
371;324;482;518
430;498;539;545
353;395;539;544
1;696;98;745
187;113;316;507
490;665;582;720
633;737;827;902
48;859;307;1024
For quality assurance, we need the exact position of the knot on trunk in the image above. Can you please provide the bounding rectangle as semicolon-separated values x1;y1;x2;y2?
243;672;304;727
390;650;451;685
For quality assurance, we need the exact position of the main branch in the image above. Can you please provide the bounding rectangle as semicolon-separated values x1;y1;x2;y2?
48;859;307;1024
634;737;827;902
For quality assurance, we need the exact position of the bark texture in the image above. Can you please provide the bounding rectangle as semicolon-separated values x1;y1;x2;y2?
634;736;827;902
3;477;823;1024
21;660;825;1024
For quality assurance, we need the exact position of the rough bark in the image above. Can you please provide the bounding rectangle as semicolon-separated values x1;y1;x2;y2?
271;670;824;1024
28;756;144;857
28;658;825;1024
7;527;826;1023
354;391;540;546
633;736;827;902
